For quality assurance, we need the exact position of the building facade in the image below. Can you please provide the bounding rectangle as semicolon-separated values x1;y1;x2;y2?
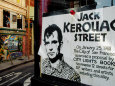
0;0;27;61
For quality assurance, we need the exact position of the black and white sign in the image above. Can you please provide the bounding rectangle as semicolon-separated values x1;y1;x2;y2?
39;6;115;86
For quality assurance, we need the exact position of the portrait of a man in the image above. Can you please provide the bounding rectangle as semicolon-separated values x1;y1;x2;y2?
42;24;81;82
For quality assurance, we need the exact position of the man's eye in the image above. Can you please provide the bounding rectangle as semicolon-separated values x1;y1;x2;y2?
52;41;58;44
45;42;49;45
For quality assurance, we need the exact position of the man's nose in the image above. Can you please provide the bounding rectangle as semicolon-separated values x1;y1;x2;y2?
48;44;53;51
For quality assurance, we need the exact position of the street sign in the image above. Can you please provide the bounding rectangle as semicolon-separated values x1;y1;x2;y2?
39;6;115;86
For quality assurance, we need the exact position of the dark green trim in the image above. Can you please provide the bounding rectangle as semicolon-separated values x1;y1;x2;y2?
0;28;26;32
9;50;19;52
0;27;26;35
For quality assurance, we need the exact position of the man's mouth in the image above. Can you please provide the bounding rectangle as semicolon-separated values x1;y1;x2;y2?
48;52;55;56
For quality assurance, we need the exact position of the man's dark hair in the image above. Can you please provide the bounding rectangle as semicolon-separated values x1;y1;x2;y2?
44;24;63;44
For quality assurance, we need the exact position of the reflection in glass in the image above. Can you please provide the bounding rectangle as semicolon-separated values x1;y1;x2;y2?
95;0;115;8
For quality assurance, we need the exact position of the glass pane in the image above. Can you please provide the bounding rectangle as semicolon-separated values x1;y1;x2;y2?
95;0;115;8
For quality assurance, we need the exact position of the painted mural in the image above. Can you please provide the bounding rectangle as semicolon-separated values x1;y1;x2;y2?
0;35;23;61
4;35;18;51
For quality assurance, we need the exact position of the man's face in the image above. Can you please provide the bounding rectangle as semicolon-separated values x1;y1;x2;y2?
45;31;60;59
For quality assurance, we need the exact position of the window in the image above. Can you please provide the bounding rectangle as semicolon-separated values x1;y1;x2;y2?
17;14;22;29
3;10;10;27
95;0;115;8
12;15;17;22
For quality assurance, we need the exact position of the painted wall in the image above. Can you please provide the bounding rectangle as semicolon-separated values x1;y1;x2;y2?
30;6;34;20
0;0;27;16
0;8;3;27
0;35;23;60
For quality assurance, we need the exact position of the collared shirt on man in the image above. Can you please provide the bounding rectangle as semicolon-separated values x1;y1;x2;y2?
41;58;81;82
